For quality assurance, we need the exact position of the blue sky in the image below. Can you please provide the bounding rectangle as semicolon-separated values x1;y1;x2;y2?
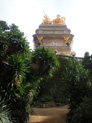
0;0;92;57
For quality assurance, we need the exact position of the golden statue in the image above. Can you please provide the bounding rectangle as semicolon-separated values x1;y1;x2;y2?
42;13;51;24
63;36;70;44
37;36;43;43
52;14;65;24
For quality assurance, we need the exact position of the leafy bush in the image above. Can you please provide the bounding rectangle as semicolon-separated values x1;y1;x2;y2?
35;57;73;104
0;21;59;122
39;95;54;103
0;97;12;123
31;47;59;76
67;97;92;123
66;58;92;123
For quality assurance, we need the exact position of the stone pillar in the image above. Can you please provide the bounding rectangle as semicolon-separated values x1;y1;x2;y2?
33;24;74;56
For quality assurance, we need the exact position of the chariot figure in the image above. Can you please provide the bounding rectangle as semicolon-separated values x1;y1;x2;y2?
52;14;65;24
42;13;51;24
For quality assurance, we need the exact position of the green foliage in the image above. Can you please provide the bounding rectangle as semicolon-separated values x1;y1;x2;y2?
0;21;9;31
66;52;92;123
67;97;92;123
66;57;92;123
63;58;89;103
0;97;12;123
33;95;54;108
35;57;84;104
10;96;29;123
39;95;54;103
0;21;59;122
0;23;29;61
31;47;59;76
0;21;31;123
83;52;92;81
33;55;92;123
34;57;70;104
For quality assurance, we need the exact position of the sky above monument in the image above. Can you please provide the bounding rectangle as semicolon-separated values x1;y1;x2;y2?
0;0;92;57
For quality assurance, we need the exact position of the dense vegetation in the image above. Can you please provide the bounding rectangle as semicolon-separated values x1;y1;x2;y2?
1;20;92;123
34;56;71;105
34;55;92;123
0;21;59;123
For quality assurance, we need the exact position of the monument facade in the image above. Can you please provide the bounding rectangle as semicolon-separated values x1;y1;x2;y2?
33;14;74;56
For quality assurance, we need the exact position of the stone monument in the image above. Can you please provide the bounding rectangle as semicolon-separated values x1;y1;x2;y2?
33;14;74;56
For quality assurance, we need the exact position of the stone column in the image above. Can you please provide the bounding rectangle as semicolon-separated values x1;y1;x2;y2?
33;24;74;56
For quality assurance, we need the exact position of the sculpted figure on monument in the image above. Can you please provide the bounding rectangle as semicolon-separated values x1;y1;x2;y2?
42;13;51;24
52;14;65;24
64;36;70;42
37;36;43;43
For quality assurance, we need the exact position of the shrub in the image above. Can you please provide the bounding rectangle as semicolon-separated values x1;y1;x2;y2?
0;97;12;123
39;95;54;103
67;97;92;123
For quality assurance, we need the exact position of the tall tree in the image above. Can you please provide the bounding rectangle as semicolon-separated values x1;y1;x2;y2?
0;20;59;123
0;21;30;123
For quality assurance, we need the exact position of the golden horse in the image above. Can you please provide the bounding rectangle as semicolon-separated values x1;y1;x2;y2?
52;14;65;24
42;14;51;24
